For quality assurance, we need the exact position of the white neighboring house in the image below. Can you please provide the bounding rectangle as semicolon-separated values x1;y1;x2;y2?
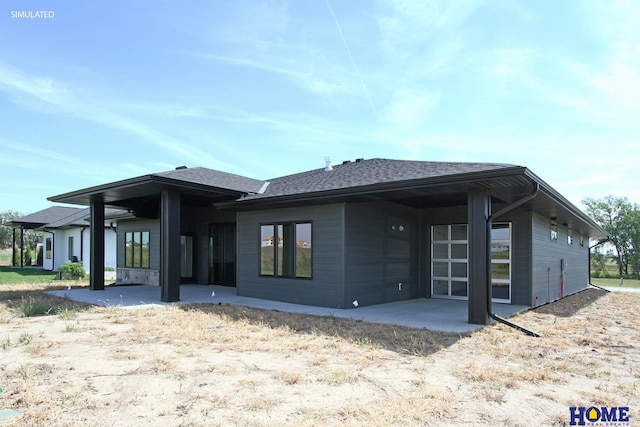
10;206;122;277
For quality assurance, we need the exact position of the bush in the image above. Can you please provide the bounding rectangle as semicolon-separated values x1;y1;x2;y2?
12;247;19;266
36;246;43;266
57;262;86;280
24;247;32;266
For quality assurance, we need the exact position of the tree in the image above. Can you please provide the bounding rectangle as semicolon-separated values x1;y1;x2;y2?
0;210;22;249
583;196;640;278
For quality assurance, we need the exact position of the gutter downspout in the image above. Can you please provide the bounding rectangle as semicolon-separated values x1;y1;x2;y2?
487;182;541;337
80;227;86;263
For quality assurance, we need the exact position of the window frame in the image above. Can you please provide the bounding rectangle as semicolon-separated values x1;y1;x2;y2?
124;230;150;269
259;221;312;279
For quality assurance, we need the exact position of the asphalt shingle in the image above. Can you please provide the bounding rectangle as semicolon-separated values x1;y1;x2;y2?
246;158;518;200
153;167;266;194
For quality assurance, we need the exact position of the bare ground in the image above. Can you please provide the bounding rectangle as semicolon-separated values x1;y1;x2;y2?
0;284;638;426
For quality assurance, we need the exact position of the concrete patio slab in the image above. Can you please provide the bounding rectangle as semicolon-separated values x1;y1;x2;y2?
47;284;529;333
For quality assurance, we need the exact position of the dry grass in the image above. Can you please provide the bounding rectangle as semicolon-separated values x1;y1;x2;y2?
0;283;639;426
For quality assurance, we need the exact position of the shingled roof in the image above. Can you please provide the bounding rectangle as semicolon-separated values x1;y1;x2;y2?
153;167;266;194
9;206;82;228
10;206;128;229
244;158;519;200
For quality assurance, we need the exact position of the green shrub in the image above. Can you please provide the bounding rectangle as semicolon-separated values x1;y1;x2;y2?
36;246;43;266
57;262;86;279
24;247;32;266
12;247;20;266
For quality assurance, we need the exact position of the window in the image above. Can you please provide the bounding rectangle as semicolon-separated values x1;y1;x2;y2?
580;234;584;247
260;222;312;278
550;224;558;241
45;238;52;259
567;229;573;245
125;231;150;268
68;236;74;261
491;223;512;302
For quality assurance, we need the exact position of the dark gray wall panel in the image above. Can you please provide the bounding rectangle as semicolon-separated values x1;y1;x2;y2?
345;202;419;306
117;219;161;270
531;212;589;306
237;204;345;308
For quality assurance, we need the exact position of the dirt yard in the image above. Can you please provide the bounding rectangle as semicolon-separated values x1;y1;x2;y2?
1;284;638;426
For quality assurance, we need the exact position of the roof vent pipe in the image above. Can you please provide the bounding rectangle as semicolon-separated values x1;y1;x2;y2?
324;156;333;171
355;158;364;163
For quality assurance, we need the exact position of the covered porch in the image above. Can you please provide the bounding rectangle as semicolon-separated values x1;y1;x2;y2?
47;284;528;333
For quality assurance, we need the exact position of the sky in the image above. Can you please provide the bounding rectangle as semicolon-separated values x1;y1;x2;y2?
1;0;639;215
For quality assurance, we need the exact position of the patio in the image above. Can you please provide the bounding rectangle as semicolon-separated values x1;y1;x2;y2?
47;284;529;333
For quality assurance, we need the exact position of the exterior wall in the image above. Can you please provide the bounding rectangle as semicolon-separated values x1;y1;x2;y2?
497;208;532;306
344;201;419;306
52;228;83;270
45;227;117;273
531;212;590;306
236;204;345;308
79;228;117;273
116;219;160;286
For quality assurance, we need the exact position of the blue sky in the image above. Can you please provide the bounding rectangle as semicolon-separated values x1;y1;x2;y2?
1;0;639;214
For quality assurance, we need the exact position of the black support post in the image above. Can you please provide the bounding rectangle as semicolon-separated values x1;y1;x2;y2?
12;228;16;267
468;188;491;325
20;226;24;268
90;199;105;290
161;189;181;302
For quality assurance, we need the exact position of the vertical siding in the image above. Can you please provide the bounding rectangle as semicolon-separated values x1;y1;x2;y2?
531;212;589;306
237;204;345;308
344;201;419;306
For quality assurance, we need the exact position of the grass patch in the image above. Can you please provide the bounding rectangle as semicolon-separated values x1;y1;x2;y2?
0;266;57;284
12;296;55;317
0;248;11;266
591;277;640;288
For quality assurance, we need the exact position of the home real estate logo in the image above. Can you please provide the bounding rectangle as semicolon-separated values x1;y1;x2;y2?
569;406;630;426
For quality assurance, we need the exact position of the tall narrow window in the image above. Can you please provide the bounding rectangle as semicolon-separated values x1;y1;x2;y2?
125;230;150;268
260;222;312;278
491;223;511;302
45;238;52;259
550;223;558;241
68;236;74;261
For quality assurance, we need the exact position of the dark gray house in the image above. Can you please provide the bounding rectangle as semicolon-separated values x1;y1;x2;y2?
48;158;607;325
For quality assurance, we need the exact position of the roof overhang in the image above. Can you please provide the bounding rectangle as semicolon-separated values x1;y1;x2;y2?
219;166;607;239
48;174;246;214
